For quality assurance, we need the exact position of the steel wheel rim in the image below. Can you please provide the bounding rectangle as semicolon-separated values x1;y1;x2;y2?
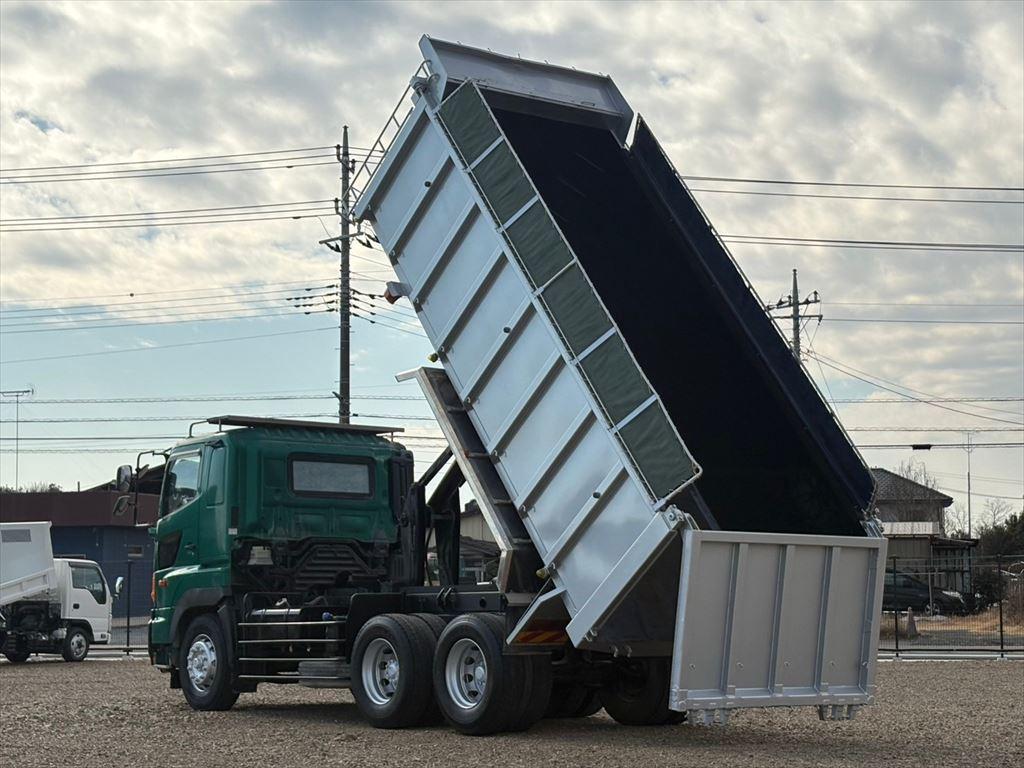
69;633;87;658
446;638;487;710
362;638;400;706
186;634;218;692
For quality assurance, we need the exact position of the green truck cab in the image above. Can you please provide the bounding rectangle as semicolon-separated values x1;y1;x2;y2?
146;415;547;734
146;416;437;705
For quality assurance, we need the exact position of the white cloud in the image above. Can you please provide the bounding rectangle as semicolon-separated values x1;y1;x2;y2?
0;0;1020;496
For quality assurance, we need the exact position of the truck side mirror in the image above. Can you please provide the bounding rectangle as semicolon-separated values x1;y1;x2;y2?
116;464;133;493
113;495;132;517
114;576;125;598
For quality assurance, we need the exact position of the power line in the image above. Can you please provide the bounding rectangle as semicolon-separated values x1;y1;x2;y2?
0;209;337;233
681;175;1023;192
827;301;1024;308
810;353;1024;427
857;442;1023;449
0;277;338;306
721;234;1022;252
352;313;427;338
0;434;448;443
831;396;1023;405
684;188;1024;205
0;325;337;365
0;198;338;224
2;145;383;173
0;292;337;326
935;486;1022;501
0;151;341;181
0;307;336;335
0;286;338;319
845;427;1023;433
810;351;1024;417
0;413;436;424
827;317;1023;325
4;394;425;404
0;159;344;185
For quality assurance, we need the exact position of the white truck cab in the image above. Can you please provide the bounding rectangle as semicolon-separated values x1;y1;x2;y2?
1;522;122;662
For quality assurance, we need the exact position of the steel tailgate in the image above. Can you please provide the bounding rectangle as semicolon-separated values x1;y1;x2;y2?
670;528;887;719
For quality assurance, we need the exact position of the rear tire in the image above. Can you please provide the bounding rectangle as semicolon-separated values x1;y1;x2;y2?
433;613;523;735
62;627;90;662
599;657;681;726
547;683;602;718
351;614;437;729
507;653;553;732
179;614;238;711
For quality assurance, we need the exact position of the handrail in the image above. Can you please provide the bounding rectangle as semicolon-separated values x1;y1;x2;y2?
349;61;429;209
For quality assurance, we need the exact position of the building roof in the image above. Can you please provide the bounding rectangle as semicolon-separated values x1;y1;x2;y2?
871;468;954;507
0;489;159;527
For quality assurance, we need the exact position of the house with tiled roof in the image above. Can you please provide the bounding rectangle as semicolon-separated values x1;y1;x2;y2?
872;467;954;534
871;468;976;592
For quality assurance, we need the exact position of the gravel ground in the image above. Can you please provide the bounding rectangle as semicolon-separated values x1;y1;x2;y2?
1;657;1021;768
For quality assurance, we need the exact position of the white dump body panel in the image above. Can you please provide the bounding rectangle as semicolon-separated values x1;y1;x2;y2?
671;529;887;718
0;521;57;606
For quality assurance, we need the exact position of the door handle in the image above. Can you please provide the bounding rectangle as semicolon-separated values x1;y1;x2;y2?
184;543;197;553
73;603;80;610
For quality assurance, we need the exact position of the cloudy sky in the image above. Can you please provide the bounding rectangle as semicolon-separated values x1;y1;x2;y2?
1;1;1021;522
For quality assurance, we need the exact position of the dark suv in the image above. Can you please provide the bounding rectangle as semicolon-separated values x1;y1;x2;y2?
883;571;965;614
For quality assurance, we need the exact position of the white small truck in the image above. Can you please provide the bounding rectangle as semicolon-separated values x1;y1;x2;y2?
0;521;122;663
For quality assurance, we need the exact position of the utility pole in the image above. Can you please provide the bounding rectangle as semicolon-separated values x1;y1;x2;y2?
1;388;34;490
791;269;801;361
338;126;352;424
766;269;821;361
964;430;975;538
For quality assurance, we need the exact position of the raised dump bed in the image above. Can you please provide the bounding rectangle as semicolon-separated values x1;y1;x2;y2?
356;37;885;719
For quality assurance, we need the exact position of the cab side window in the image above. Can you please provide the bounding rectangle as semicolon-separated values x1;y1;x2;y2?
162;453;201;516
71;564;106;604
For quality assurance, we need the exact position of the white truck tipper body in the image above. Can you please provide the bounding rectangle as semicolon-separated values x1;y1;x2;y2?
354;37;887;723
1;521;117;662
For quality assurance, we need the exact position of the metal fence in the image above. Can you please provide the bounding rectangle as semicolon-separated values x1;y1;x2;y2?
881;553;1024;656
98;553;1024;656
105;559;151;651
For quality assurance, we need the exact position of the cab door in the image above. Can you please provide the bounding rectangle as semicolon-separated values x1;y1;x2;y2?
155;451;203;571
67;561;110;639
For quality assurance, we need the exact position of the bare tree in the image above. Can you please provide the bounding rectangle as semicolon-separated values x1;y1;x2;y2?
882;459;947;531
946;502;970;539
980;498;1015;530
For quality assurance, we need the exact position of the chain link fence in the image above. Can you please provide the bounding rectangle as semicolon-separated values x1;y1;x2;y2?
881;553;1024;655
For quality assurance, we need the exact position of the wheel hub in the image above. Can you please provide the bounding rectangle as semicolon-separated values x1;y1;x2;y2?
186;634;218;691
69;633;87;657
362;638;400;706
446;638;487;710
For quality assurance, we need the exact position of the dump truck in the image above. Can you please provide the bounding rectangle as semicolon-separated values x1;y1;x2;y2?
145;37;886;734
1;521;122;662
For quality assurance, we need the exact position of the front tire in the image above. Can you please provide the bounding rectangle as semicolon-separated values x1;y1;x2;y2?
62;627;90;662
4;639;31;664
179;614;238;711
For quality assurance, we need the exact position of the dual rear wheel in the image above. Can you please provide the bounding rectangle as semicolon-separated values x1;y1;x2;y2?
351;612;551;735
